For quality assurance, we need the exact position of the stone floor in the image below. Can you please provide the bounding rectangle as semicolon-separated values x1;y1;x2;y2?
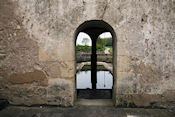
0;106;174;117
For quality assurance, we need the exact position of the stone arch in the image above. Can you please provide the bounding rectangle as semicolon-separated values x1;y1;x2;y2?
74;20;117;104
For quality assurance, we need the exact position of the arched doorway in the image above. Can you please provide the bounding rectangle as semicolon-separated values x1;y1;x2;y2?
96;32;113;90
76;32;92;89
74;20;117;105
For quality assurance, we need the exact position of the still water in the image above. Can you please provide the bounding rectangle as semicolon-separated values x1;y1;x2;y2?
76;70;113;89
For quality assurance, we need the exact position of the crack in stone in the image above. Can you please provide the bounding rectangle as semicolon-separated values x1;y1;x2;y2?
101;0;111;19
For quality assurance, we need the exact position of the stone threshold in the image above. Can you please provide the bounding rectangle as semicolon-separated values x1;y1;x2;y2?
75;99;113;106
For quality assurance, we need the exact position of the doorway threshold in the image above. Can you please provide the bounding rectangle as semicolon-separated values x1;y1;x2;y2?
75;99;113;106
77;89;112;99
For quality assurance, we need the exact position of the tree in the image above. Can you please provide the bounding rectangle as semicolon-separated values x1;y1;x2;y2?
82;38;90;46
105;38;112;46
97;38;105;48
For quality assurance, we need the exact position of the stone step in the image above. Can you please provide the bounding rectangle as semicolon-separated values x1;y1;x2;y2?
75;99;113;106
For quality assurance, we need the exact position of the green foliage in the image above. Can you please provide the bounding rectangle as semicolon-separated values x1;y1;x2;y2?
97;38;105;47
96;44;105;51
96;37;112;50
109;48;113;53
96;38;105;50
106;46;112;49
105;38;112;46
76;37;113;52
76;45;91;51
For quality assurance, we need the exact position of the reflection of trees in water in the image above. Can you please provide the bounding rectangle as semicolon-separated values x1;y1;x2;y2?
77;70;90;75
84;70;89;74
77;71;81;75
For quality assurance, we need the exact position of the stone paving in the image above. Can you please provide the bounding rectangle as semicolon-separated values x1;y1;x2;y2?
0;106;174;117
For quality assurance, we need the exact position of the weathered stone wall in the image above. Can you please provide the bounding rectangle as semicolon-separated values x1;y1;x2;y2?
0;0;175;107
108;0;175;107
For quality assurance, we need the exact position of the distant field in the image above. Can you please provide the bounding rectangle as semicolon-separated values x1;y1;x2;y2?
76;45;113;53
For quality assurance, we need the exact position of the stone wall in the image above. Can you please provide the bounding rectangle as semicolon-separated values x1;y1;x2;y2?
0;0;175;107
76;51;112;63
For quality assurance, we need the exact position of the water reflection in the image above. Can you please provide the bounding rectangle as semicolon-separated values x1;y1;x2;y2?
76;70;113;89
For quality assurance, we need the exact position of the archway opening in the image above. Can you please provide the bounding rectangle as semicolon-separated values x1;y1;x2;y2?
96;32;113;90
75;20;116;104
76;32;92;89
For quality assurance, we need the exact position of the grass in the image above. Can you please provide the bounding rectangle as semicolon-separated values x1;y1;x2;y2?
109;48;113;53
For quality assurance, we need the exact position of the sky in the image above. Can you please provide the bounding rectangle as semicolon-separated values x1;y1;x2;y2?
76;32;112;46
